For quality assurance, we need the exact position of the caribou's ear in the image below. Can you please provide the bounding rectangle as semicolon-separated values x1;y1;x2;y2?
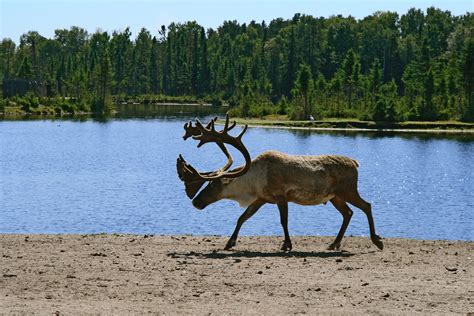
177;155;207;199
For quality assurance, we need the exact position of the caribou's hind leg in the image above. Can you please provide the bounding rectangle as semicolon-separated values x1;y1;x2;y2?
224;199;265;250
328;196;353;250
345;192;384;250
337;188;384;250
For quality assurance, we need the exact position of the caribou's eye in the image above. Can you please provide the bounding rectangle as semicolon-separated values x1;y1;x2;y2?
221;178;233;185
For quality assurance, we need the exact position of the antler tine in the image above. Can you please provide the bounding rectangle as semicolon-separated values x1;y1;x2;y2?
194;118;204;130
216;142;233;172
237;124;248;140
205;117;217;130
210;119;216;132
222;114;230;132
228;120;236;131
189;117;218;147
184;118;211;140
183;121;194;140
220;114;237;133
197;140;206;148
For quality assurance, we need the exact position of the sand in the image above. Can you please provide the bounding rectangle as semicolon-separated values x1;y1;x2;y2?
0;234;472;315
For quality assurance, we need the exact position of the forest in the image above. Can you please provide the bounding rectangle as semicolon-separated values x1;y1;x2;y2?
0;7;473;121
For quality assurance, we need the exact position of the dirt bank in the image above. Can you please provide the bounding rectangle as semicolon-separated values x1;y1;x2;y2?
0;235;472;314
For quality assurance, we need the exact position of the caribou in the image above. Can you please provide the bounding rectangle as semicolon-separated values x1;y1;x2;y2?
177;115;383;251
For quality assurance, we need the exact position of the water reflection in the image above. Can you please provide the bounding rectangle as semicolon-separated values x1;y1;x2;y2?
114;103;227;120
282;128;474;143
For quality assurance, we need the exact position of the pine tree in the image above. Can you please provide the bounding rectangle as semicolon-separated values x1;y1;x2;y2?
292;64;314;119
342;49;360;108
17;57;32;79
461;37;474;120
163;30;172;95
150;37;160;94
198;27;210;96
421;68;435;120
92;49;113;114
284;27;297;98
191;31;199;95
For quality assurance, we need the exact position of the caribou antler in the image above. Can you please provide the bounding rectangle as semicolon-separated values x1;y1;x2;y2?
177;114;251;183
182;117;234;174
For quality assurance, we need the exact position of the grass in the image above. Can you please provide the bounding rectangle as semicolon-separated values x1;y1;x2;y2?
223;115;474;133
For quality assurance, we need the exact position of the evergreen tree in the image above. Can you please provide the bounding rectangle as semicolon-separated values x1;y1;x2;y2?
17;56;32;78
92;48;113;114
461;36;474;120
292;64;314;119
198;27;210;96
421;68;435;120
0;39;16;79
342;49;360;108
284;27;297;98
150;37;160;94
134;28;152;95
190;31;199;95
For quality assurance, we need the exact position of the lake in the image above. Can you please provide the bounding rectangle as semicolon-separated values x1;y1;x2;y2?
1;111;473;241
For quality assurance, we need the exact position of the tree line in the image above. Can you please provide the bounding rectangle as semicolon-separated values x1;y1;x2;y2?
0;7;473;120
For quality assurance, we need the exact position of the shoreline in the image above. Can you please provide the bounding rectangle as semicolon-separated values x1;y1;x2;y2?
2;109;474;135
1;234;472;314
225;118;474;135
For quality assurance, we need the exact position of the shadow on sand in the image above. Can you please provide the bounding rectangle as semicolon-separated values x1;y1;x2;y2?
168;250;356;259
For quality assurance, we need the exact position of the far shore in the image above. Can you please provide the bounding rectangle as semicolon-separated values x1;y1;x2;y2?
0;234;472;314
3;105;474;135
222;118;474;135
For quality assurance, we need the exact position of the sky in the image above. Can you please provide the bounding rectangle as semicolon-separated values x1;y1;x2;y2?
1;0;472;42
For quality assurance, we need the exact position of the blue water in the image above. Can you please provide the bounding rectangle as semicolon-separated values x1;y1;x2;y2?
1;117;473;240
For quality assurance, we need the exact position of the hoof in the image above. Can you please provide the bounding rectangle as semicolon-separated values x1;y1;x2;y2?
327;242;341;251
224;239;236;250
372;235;384;250
281;240;292;252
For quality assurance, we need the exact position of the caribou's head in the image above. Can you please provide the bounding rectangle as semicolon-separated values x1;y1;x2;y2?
177;115;251;210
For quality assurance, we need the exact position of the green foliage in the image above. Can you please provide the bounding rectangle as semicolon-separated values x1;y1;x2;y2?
367;80;401;121
17;93;39;111
276;96;289;115
460;35;474;121
2;95;90;115
291;64;315;119
0;8;472;121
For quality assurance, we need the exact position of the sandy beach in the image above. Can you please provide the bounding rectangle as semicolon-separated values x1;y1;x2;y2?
0;235;472;314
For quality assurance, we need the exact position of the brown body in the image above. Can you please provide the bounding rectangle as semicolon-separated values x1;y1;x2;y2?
178;116;383;251
193;151;384;251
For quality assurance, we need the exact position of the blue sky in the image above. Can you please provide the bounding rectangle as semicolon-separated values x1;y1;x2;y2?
1;0;472;42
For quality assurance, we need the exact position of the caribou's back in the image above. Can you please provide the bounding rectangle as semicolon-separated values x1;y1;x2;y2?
247;150;360;205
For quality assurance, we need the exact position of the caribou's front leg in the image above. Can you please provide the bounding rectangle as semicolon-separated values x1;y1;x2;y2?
277;201;292;251
224;200;265;250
